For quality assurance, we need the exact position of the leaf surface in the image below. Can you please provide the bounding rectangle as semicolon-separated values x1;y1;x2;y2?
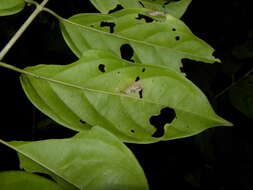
20;50;231;143
60;9;219;73
0;171;63;190
139;0;192;18
89;0;191;18
89;0;140;13
0;0;25;16
1;127;149;190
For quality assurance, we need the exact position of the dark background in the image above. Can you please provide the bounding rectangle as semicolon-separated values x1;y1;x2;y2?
0;0;253;189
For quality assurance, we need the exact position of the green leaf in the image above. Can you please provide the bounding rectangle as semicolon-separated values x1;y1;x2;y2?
0;171;63;190
89;0;191;18
1;127;149;190
20;50;231;143
89;0;140;13
139;0;192;18
60;9;219;73
229;75;253;119
0;0;25;16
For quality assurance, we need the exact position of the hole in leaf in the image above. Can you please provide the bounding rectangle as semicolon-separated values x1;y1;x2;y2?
98;64;106;72
120;44;134;62
150;107;176;138
172;28;176;31
80;120;86;124
180;66;185;73
142;68;146;72
139;1;145;7
162;1;170;7
175;36;180;41
100;21;116;33
130;129;135;133
108;4;124;14
139;89;143;99
136;14;154;23
135;76;140;82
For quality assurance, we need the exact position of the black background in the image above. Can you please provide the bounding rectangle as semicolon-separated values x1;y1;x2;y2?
0;0;253;189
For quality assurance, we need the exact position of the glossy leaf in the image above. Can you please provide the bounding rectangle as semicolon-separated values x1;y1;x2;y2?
0;171;63;190
20;50;231;143
2;127;149;190
229;75;253;119
60;9;219;73
0;0;25;16
89;0;191;18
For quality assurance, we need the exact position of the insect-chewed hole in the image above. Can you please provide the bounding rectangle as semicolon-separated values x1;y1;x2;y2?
108;4;124;14
162;1;170;7
98;64;106;72
139;1;145;7
135;76;140;82
150;107;176;138
139;89;143;99
80;120;86;124
120;44;134;62
172;28;176;31
175;36;180;41
142;68;146;72
100;21;116;33
180;66;185;73
163;0;180;7
136;13;154;23
130;129;135;133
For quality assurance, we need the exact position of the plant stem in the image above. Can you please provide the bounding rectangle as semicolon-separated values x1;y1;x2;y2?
0;0;49;61
214;67;253;99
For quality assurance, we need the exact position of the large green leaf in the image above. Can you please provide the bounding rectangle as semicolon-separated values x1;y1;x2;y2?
0;171;63;190
60;9;219;73
20;50;231;143
89;0;191;18
229;75;253;119
0;0;25;16
1;127;149;190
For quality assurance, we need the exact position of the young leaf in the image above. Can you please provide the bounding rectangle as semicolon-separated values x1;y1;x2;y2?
0;0;25;16
1;127;149;190
20;50;231;143
89;0;191;18
0;171;63;190
60;9;219;73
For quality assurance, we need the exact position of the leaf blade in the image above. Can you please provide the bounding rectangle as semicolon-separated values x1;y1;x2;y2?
0;171;63;190
60;9;219;73
0;0;25;16
89;0;191;18
20;50;231;143
1;127;149;190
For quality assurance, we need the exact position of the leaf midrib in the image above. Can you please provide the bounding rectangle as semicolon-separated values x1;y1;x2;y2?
23;66;227;125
